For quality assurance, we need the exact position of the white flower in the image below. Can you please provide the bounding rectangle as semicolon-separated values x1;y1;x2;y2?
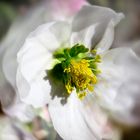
17;5;140;140
17;6;130;140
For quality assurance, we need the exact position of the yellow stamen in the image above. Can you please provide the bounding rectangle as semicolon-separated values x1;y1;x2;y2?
64;59;97;99
77;92;87;100
65;80;73;94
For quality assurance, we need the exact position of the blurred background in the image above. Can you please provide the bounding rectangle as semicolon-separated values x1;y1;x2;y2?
1;0;140;42
0;0;140;140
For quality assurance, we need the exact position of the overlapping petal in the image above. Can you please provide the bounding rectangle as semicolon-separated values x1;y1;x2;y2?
96;47;140;125
17;22;71;107
49;93;113;140
70;24;98;48
72;5;124;51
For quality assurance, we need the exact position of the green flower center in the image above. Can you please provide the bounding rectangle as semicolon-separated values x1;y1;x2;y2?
47;44;101;99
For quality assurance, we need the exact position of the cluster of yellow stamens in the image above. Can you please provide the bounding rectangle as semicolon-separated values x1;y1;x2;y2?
64;59;97;99
49;44;101;99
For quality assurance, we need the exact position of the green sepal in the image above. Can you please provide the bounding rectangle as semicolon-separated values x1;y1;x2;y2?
53;53;65;59
61;59;71;70
64;48;71;58
53;47;65;59
89;62;97;70
84;56;95;60
69;44;89;57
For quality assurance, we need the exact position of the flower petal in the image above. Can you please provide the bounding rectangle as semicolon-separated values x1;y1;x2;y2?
17;39;53;83
96;47;140;125
95;13;124;54
72;5;124;50
17;21;71;107
2;3;53;88
70;24;98;48
26;21;71;52
49;93;113;140
17;61;52;108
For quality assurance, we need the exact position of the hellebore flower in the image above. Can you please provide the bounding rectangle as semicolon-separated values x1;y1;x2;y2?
16;5;140;140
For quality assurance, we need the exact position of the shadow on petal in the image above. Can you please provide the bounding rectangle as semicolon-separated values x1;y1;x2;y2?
44;70;70;105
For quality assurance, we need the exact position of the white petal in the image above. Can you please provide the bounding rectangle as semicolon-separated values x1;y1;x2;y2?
72;5;123;32
96;47;140;125
17;67;52;108
95;13;124;54
72;5;124;50
17;40;52;107
2;20;70;90
70;24;98;49
1;3;52;88
49;93;113;140
27;21;71;52
17;39;53;83
17;21;71;107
